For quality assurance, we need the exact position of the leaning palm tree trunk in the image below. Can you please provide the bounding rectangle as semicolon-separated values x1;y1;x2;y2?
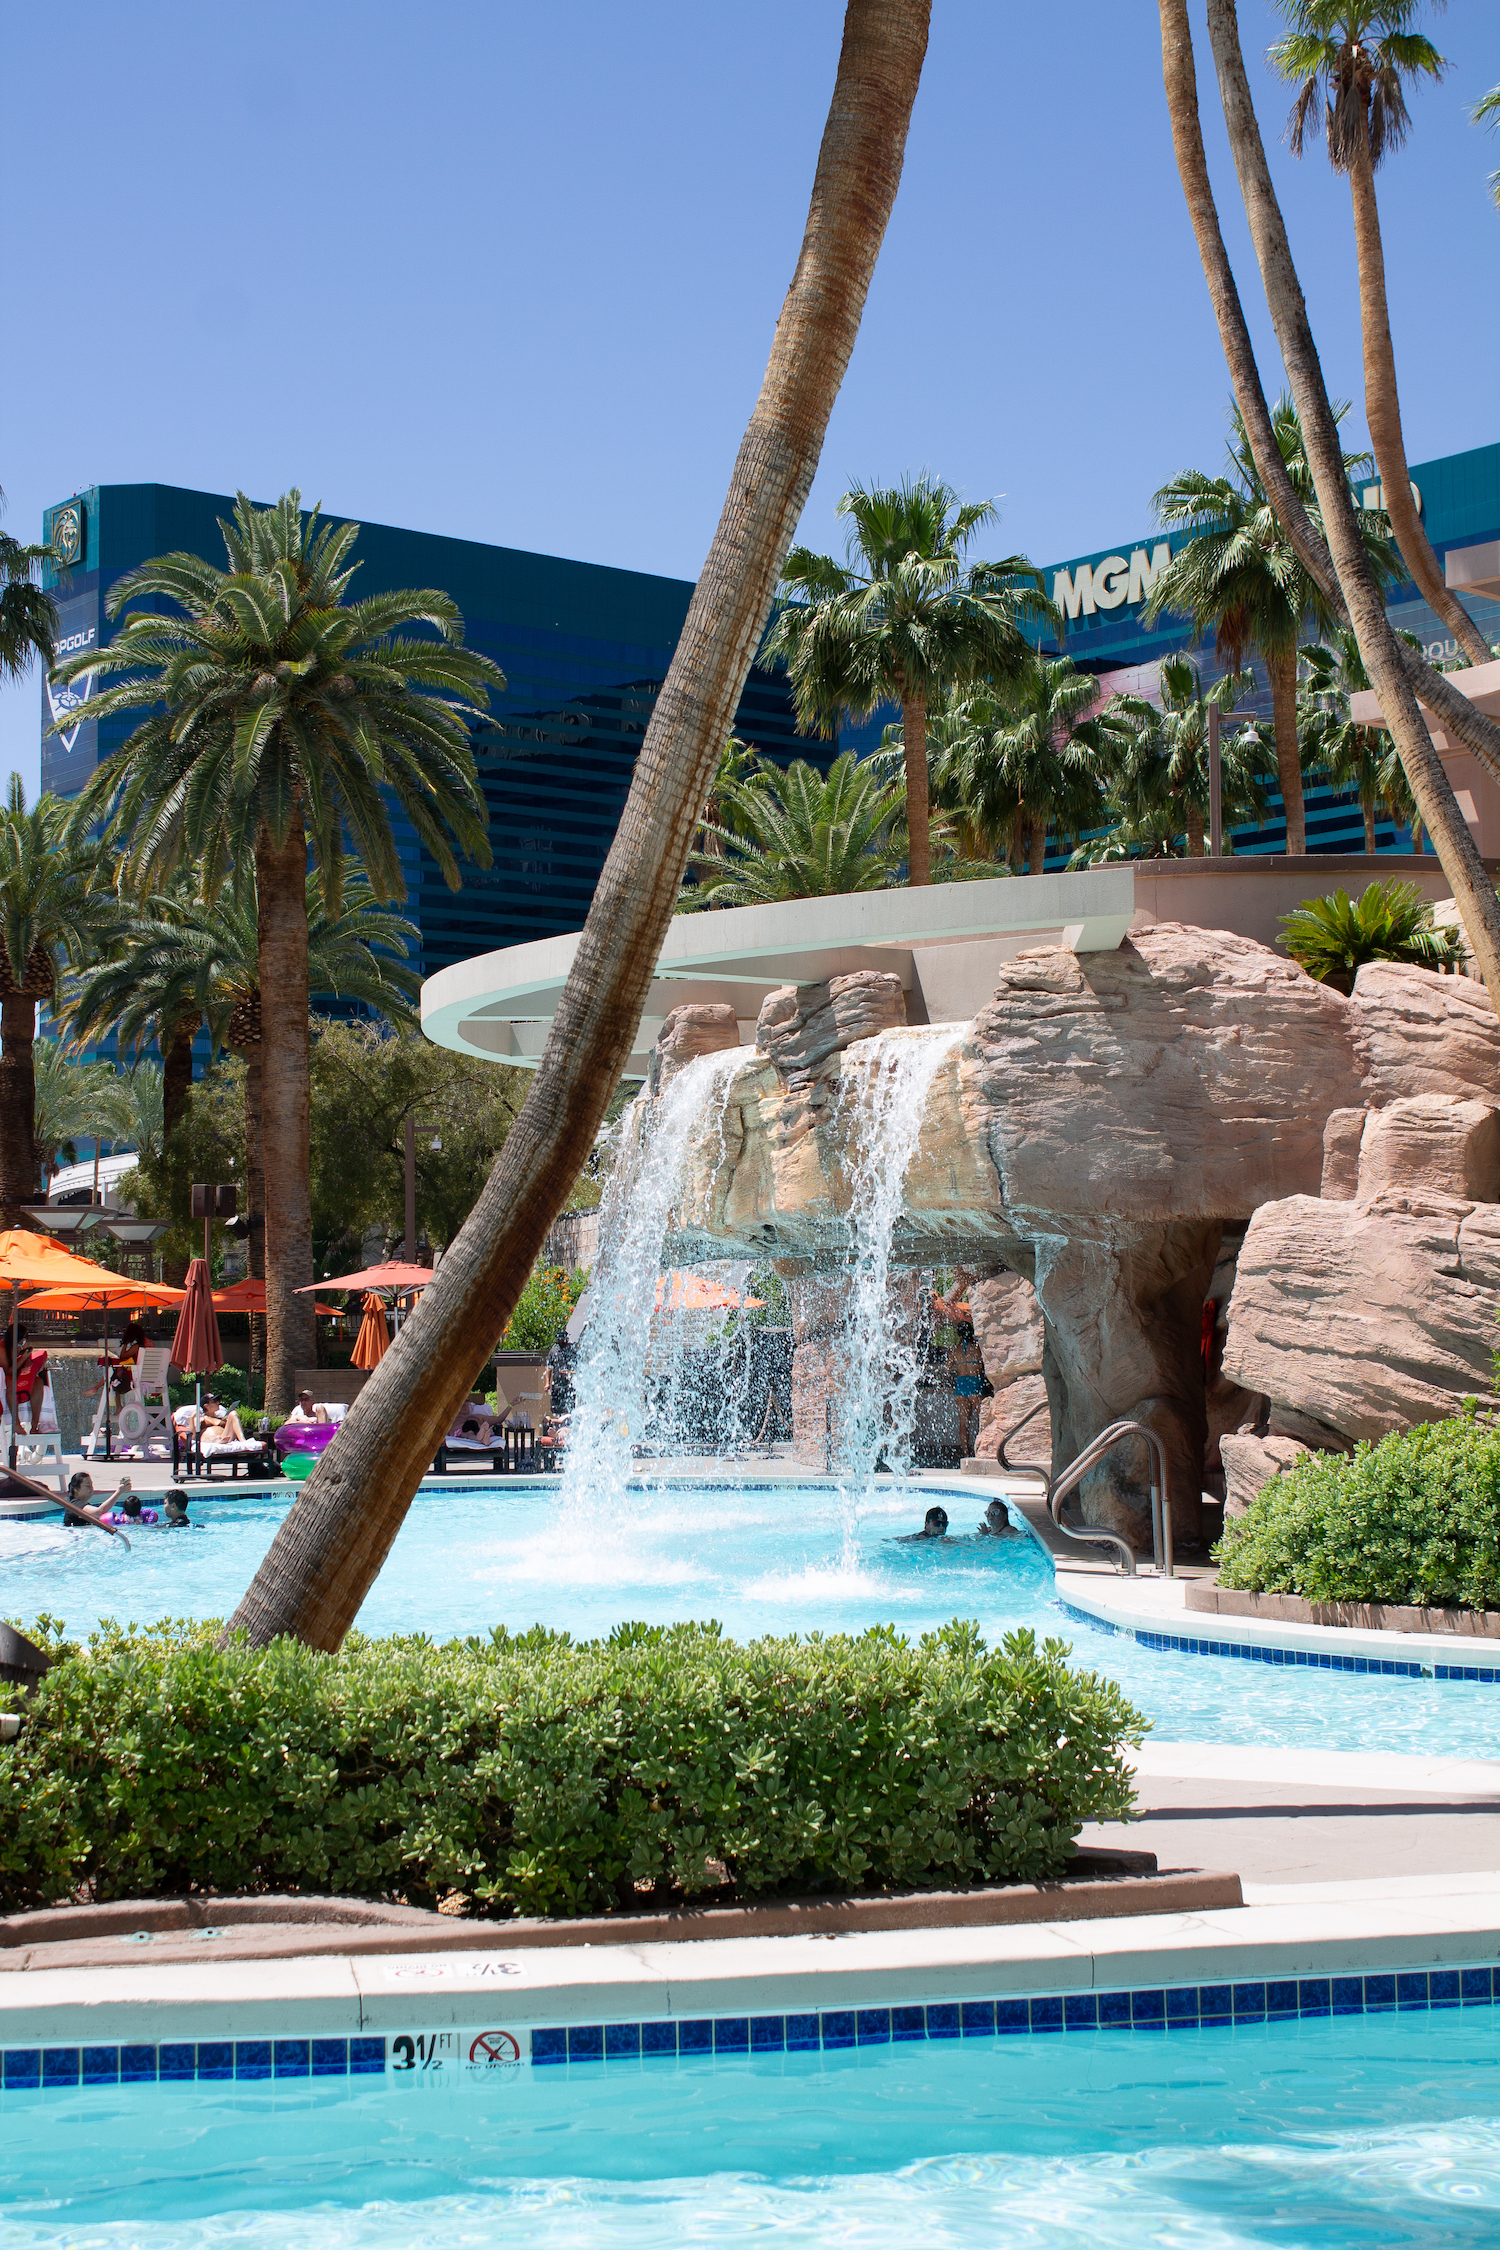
227;0;932;1651
1347;142;1491;670
1162;0;1500;1013
1156;0;1500;795
257;816;317;1407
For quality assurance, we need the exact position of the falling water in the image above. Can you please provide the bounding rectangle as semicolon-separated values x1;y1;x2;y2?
559;1046;746;1514
833;1024;965;1490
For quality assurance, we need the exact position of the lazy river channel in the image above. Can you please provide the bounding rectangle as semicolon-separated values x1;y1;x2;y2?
3;1474;1497;1762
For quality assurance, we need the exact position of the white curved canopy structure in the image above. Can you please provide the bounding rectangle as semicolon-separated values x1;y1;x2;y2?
420;856;1458;1079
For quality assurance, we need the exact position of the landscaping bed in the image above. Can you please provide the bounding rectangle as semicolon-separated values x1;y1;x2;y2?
1215;1411;1500;1614
0;1618;1143;1918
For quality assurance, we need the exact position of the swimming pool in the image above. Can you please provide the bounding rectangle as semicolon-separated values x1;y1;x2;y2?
4;1476;1498;1760
3;2005;1498;2247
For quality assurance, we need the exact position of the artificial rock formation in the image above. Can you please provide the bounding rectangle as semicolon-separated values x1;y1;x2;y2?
647;1002;741;1094
756;970;907;1089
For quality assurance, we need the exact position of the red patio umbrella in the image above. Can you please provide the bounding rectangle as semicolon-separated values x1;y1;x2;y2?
296;1260;433;1295
350;1291;391;1370
171;1258;223;1441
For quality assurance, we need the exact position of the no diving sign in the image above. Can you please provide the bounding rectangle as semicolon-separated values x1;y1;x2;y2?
468;2029;522;2067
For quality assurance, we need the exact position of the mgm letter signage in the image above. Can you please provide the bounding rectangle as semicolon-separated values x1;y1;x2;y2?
1052;541;1172;622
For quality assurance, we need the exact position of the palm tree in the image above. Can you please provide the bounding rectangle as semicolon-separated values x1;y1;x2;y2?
1476;83;1500;204
763;477;1054;885
1269;5;1492;670
0;496;59;683
224;0;932;1649
929;657;1110;873
0;779;119;1216
1094;655;1267;857
684;751;906;906
1143;395;1401;855
52;492;501;1409
1296;626;1421;852
60;870;420;1364
31;1042;136;1188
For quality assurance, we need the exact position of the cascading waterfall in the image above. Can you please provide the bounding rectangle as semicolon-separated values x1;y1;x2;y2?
559;1046;746;1514
833;1023;965;1491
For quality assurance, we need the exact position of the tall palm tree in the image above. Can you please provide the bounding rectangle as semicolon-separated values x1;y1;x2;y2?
0;495;59;683
1296;626;1423;852
52;492;500;1409
0;780;119;1215
224;0;933;1650
930;657;1109;873
1269;5;1492;669
684;751;906;906
1143;395;1401;854
763;477;1053;885
60;870;420;1362
1476;83;1500;205
1096;655;1266;857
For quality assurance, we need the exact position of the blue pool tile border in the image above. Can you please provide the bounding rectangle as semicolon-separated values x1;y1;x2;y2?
1059;1599;1500;1682
4;1969;1497;2091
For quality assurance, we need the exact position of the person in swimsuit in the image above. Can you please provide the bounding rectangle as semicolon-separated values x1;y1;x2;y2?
0;1327;50;1435
896;1505;949;1543
976;1498;1019;1539
947;1321;985;1458
163;1489;197;1529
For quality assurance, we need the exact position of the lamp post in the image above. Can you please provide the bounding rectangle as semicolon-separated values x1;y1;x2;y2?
402;1115;442;1267
191;1182;238;1276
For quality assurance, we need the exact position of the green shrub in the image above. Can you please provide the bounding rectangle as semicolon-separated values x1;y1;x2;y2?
501;1263;587;1351
0;1619;1142;1916
1216;1409;1500;1610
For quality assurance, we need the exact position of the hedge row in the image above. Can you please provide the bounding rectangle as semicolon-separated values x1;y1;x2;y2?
1217;1409;1500;1611
0;1619;1142;1916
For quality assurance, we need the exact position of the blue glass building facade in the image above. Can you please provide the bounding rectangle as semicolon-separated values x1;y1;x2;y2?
39;484;832;977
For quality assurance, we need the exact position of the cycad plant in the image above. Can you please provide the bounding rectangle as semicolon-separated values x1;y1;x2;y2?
1279;874;1463;992
0;779;119;1213
1269;5;1492;668
1143;396;1401;854
764;478;1053;884
52;491;501;1406
683;752;906;907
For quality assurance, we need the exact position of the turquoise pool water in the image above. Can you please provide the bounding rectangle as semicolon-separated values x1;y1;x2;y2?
3;1477;1497;1759
3;2010;1498;2247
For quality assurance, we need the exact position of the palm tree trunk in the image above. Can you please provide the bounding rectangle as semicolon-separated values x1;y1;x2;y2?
245;1042;265;1382
1186;806;1205;857
1347;144;1491;671
1026;815;1047;874
0;996;37;1215
1200;0;1500;1015
162;1014;197;1143
1156;0;1500;797
1362;795;1377;854
224;0;932;1652
900;689;930;885
1269;649;1305;854
256;816;316;1411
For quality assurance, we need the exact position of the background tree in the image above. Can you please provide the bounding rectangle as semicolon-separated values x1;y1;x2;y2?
1296;626;1422;851
1;498;60;683
30;1042;136;1189
764;477;1052;884
683;751;907;906
1476;83;1500;204
1270;4;1492;668
1144;395;1400;853
928;655;1109;873
1093;655;1266;857
54;492;501;1408
0;779;118;1214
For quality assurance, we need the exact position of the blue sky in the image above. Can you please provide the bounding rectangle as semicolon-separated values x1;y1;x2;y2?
4;0;1497;790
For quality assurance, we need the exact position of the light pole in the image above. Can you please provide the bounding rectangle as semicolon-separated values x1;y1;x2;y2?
402;1114;442;1266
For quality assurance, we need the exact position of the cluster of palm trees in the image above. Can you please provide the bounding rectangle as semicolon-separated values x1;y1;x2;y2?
3;490;502;1410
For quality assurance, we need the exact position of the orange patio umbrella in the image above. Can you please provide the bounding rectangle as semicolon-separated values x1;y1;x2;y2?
0;1233;184;1464
297;1259;434;1295
351;1291;391;1370
655;1271;766;1314
213;1277;342;1316
17;1272;185;1463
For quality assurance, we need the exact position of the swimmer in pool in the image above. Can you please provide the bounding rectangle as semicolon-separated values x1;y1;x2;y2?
61;1471;132;1529
976;1499;1020;1539
896;1505;949;1543
163;1489;197;1529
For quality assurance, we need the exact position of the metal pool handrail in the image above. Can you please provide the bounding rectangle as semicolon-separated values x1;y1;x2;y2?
1050;1419;1175;1579
995;1398;1136;1577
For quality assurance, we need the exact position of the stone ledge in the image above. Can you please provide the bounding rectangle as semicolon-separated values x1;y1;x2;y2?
0;1861;1245;1970
1187;1584;1500;1640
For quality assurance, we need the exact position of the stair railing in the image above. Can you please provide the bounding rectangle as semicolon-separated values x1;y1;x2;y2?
992;1400;1175;1578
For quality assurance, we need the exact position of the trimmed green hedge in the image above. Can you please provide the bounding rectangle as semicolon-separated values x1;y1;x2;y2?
1216;1410;1500;1611
0;1619;1142;1917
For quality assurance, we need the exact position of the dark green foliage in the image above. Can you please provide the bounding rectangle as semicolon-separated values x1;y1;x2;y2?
500;1264;588;1351
0;1620;1143;1916
1278;875;1464;993
1216;1409;1500;1610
